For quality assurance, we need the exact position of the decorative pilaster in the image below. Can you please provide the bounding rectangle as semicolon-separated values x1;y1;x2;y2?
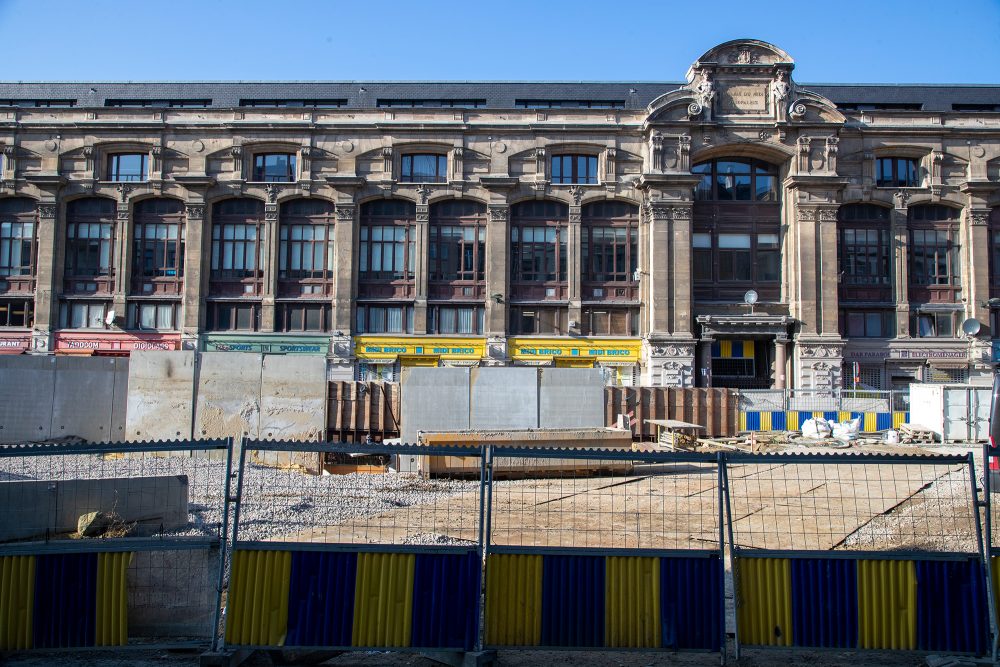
484;204;509;339
643;340;696;388
31;200;59;353
567;204;582;332
181;202;206;348
967;207;991;327
891;195;910;336
331;203;356;336
260;196;280;331
413;203;430;333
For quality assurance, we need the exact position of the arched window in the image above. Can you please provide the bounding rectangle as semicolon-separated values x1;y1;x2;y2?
132;198;185;292
427;200;486;334
509;200;569;334
693;159;778;202
210;198;265;295
65;197;116;292
837;203;895;340
356;199;416;334
580;201;639;337
908;204;961;304
278;199;335;285
0;197;38;280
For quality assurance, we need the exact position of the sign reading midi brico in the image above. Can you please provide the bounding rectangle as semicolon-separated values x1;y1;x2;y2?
354;336;486;364
508;337;641;363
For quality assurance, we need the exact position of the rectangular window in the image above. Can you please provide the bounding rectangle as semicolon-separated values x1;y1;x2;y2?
840;228;890;285
755;234;780;282
59;301;109;329
0;221;35;276
127;302;179;330
876;157;919;187
134;222;184;278
206;302;260;331
429;225;485;281
911;312;955;338
277;303;331;332
65;222;114;277
279;224;334;279
717;233;752;281
910;229;960;286
400;154;447;183
429;305;484;334
359;225;415;280
551;155;598;184
582;226;637;282
581;307;639;336
252;153;297;182
692;232;712;281
211;223;261;278
0;298;33;327
839;309;895;337
510;226;567;283
356;304;414;334
509;306;568;335
107;153;148;182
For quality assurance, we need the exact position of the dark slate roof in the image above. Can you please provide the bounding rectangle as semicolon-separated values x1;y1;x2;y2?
0;81;997;112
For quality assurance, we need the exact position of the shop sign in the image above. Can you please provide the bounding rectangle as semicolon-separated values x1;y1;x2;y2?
354;336;485;360
54;332;180;352
0;332;30;353
509;337;641;362
845;347;970;362
202;335;329;354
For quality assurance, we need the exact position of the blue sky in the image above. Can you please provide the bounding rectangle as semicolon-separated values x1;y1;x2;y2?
2;0;999;83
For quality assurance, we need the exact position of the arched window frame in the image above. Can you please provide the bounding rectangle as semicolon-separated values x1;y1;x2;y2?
209;198;266;297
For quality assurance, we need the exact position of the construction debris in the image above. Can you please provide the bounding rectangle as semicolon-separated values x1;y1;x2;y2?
899;424;937;444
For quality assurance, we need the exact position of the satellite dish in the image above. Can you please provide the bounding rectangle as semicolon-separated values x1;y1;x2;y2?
961;318;982;336
105;310;116;326
743;290;759;305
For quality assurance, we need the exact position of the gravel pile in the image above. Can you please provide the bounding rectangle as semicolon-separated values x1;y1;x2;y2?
0;454;478;544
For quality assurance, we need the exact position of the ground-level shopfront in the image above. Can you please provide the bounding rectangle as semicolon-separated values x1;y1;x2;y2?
52;331;181;355
200;333;331;356
508;337;642;385
354;336;487;381
843;340;990;391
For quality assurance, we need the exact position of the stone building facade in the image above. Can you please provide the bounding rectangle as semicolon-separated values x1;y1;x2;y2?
1;39;999;390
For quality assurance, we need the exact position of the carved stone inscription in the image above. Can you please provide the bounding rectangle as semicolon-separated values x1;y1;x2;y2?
720;84;768;114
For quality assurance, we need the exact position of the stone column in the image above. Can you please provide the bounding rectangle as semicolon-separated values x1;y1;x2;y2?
646;201;672;335
698;337;714;388
817;207;840;336
967;208;991;325
774;336;788;389
567;203;582;332
670;204;693;336
181;202;206;348
413;203;429;334
890;200;910;336
111;196;130;321
260;199;279;331
31;200;60;352
484;203;509;364
329;202;357;379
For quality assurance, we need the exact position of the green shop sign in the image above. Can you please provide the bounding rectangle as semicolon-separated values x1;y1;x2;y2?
201;335;330;355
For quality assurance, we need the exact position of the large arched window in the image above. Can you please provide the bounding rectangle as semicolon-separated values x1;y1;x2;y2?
65;197;117;293
837;203;894;340
908;204;961;303
428;200;486;335
132;198;185;294
581;201;639;336
276;198;335;333
509;200;569;334
692;158;781;301
210;199;265;293
0;197;37;328
356;199;416;334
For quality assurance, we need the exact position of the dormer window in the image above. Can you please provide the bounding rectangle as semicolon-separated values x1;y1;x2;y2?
876;157;919;188
551;154;598;184
107;153;147;182
252;153;297;182
400;154;447;183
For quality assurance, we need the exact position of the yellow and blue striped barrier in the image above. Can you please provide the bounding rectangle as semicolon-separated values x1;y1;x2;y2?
736;556;987;653
713;340;755;359
224;548;480;650
739;411;909;433
484;551;723;651
0;552;131;650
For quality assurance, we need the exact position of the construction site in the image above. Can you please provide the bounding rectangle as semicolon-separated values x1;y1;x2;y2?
0;354;997;667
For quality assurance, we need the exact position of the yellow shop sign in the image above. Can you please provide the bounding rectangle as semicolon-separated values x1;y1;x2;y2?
354;336;486;361
508;337;641;363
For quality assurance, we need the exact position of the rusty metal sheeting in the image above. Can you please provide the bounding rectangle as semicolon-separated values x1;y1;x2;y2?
327;382;400;443
605;387;738;439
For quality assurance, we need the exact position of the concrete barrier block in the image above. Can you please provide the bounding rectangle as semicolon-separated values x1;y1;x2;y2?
539;368;604;428
0;355;56;442
126;351;196;442
195;352;263;440
470;367;539;430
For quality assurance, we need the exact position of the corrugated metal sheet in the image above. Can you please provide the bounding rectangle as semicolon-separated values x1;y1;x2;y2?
736;557;792;646
915;559;987;654
0;555;34;650
225;550;291;646
411;551;480;651
94;552;130;646
285;551;357;648
857;559;916;650
605;387;738;438
660;555;723;651
605;556;660;648
352;552;414;648
540;554;604;647
484;553;541;646
791;558;857;648
992;556;1000;621
33;552;97;648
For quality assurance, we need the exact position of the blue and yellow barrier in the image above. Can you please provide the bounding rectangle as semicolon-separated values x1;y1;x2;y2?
225;549;480;650
713;340;755;359
485;552;723;651
739;411;909;434
736;556;987;654
0;552;131;650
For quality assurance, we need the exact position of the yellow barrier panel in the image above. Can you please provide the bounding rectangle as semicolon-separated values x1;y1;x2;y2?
992;557;1000;622
857;559;916;650
0;555;34;650
485;554;542;646
838;411;851;423
892;412;907;428
95;552;131;646
352;552;415;648
864;413;878;432
736;557;792;646
605;556;661;648
760;412;772;432
226;550;291;646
